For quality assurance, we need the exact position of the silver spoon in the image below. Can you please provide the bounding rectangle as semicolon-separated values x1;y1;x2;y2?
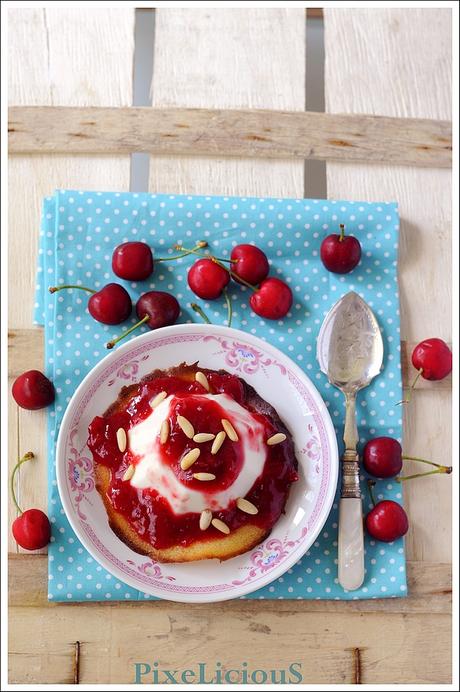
317;292;384;590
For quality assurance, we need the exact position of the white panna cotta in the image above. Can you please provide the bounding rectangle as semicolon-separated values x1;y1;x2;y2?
128;393;267;515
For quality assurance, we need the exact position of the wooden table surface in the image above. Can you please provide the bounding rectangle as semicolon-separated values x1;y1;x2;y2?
7;8;452;685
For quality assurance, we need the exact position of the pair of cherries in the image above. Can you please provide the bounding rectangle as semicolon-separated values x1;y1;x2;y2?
362;435;452;543
187;244;293;320
49;241;182;348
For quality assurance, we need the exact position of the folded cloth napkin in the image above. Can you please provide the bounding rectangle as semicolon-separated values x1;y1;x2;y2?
35;190;407;601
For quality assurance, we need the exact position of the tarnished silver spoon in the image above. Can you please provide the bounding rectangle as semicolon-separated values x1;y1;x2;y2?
317;292;384;590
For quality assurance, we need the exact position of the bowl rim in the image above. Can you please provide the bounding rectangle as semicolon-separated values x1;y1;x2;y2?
56;323;339;602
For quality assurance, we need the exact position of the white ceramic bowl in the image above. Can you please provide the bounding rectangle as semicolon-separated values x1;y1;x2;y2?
57;324;338;602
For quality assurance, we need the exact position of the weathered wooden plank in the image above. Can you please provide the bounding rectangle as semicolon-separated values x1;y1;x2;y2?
8;329;452;391
8;105;452;168
8;554;451;614
8;597;452;683
324;7;452;566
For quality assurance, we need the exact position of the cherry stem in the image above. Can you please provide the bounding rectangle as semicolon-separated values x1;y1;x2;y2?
396;368;423;405
402;455;447;469
11;452;35;515
223;288;233;328
106;314;149;349
339;224;345;242
154;241;208;262
396;467;452;482
173;244;237;265
49;284;96;295
191;303;211;324
367;479;377;508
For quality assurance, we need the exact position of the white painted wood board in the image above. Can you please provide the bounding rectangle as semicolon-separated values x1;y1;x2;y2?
149;8;306;198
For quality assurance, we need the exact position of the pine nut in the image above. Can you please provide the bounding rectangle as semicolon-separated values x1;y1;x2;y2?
116;428;127;453
177;415;195;439
199;509;212;531
195;371;210;391
266;432;287;446
211;518;230;534
150;391;167;409
180;448;201;470
193;432;215;443
193;472;216;481
160;419;170;444
236;497;259;515
211;430;226;455
122;464;135;482
221;419;238;442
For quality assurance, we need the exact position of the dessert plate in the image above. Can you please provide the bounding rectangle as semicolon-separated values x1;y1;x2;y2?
57;324;338;602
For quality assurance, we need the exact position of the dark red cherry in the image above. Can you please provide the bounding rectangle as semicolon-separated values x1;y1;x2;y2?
136;291;180;329
320;224;361;274
12;370;55;410
112;241;154;281
411;338;452;381
188;258;230;300
12;509;51;550
106;291;180;348
363;437;403;478
249;277;293;320
231;244;269;285
365;500;409;542
10;452;52;550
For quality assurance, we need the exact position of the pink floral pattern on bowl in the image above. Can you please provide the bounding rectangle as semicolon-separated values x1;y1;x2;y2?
67;428;94;521
107;353;150;386
126;559;177;582
203;335;287;376
232;528;309;586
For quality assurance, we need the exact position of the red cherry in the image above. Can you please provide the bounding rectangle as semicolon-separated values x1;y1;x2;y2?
411;338;452;381
106;291;180;348
12;508;51;550
136;291;180;329
12;370;55;410
188;258;230;299
112;241;153;281
320;224;361;274
363;437;403;478
10;452;52;550
88;283;132;324
230;244;269;285
250;277;293;320
49;283;132;325
365;500;409;542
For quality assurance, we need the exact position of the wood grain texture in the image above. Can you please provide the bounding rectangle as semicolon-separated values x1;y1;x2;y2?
8;7;135;332
8;329;452;390
7;557;453;684
324;8;452;565
8;105;452;168
7;8;134;554
149;7;306;198
8;590;452;683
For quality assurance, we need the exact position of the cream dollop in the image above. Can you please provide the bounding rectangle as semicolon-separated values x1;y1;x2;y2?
128;393;267;514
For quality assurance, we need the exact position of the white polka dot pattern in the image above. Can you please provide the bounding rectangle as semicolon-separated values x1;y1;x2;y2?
35;190;407;601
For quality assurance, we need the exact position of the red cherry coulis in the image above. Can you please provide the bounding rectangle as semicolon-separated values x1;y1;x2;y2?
88;372;298;550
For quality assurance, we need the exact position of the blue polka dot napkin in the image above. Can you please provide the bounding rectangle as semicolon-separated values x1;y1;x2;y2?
34;190;407;601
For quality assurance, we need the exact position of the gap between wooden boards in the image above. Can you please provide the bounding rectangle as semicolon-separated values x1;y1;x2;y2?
8;328;452;390
8;106;452;168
